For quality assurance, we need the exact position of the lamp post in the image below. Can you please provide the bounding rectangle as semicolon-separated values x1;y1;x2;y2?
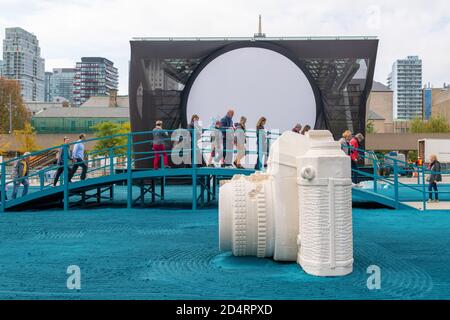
8;94;12;134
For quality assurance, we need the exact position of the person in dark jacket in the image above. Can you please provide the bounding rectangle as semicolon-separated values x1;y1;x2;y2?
428;154;442;203
301;125;311;135
12;152;31;199
220;109;234;167
53;137;72;186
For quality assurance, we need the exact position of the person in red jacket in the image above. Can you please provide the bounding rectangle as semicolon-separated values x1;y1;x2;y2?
349;133;365;184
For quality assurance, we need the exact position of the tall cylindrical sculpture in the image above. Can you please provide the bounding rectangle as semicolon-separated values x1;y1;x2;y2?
297;131;353;277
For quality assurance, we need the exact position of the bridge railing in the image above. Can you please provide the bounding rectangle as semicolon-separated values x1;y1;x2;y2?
347;146;450;210
0;128;281;211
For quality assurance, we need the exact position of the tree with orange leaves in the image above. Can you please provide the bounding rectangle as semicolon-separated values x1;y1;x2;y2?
0;77;31;134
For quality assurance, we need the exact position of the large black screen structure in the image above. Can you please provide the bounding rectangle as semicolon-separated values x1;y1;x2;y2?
129;37;378;168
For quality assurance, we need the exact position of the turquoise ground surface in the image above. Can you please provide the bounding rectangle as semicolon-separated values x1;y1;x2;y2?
0;186;449;300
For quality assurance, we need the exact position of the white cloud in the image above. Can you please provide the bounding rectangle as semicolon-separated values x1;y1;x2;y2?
1;0;449;93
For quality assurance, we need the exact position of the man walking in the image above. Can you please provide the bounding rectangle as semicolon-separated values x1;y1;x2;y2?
68;134;88;182
220;109;234;167
12;152;31;199
53;137;71;186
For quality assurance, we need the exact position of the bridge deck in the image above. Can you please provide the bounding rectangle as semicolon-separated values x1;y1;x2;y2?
3;167;255;212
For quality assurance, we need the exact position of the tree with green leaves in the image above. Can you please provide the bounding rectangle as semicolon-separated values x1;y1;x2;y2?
407;150;418;163
92;122;131;157
410;115;450;133
410;117;426;133
425;115;450;133
366;120;377;134
0;78;31;133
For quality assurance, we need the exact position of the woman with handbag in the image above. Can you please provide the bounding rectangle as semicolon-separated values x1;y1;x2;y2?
428;155;442;203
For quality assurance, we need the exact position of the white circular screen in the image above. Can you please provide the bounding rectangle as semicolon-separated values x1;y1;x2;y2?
186;47;317;132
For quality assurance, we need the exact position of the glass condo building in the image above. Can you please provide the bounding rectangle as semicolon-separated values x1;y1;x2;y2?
73;57;119;107
2;27;45;102
388;56;423;120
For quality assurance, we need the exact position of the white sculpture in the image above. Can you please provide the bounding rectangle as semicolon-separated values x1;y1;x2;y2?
297;131;353;276
219;130;353;277
220;132;309;261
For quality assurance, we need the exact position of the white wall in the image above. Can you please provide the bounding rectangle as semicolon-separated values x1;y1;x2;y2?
186;47;317;132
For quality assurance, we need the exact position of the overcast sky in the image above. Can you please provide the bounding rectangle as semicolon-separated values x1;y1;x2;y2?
1;0;449;94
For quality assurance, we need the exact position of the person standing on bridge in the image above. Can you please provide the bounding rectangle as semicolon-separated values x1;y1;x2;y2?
53;137;72;186
188;114;205;167
68;134;88;182
349;133;365;185
428;154;442;203
12;152;30;199
255;117;267;170
153;120;169;169
339;130;353;156
220;109;235;167
234;116;247;169
207;119;222;168
301;125;311;135
292;123;302;134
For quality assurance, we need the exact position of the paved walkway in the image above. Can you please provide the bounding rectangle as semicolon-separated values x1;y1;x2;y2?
405;201;450;211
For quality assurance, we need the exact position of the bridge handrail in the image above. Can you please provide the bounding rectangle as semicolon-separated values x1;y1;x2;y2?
1;128;280;166
346;145;449;210
0;128;281;211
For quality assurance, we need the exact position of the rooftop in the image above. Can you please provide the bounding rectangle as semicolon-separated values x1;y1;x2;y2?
33;105;129;118
25;102;65;113
132;36;378;42
80;57;114;65
371;81;392;92
81;95;129;108
368;110;386;121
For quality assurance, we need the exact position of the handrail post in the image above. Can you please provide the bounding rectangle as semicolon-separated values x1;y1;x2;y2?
1;162;6;213
63;144;69;211
393;159;399;209
192;128;197;210
422;164;427;211
417;163;420;185
373;155;378;193
257;130;263;171
109;147;115;202
109;148;114;176
39;171;44;191
127;133;132;209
